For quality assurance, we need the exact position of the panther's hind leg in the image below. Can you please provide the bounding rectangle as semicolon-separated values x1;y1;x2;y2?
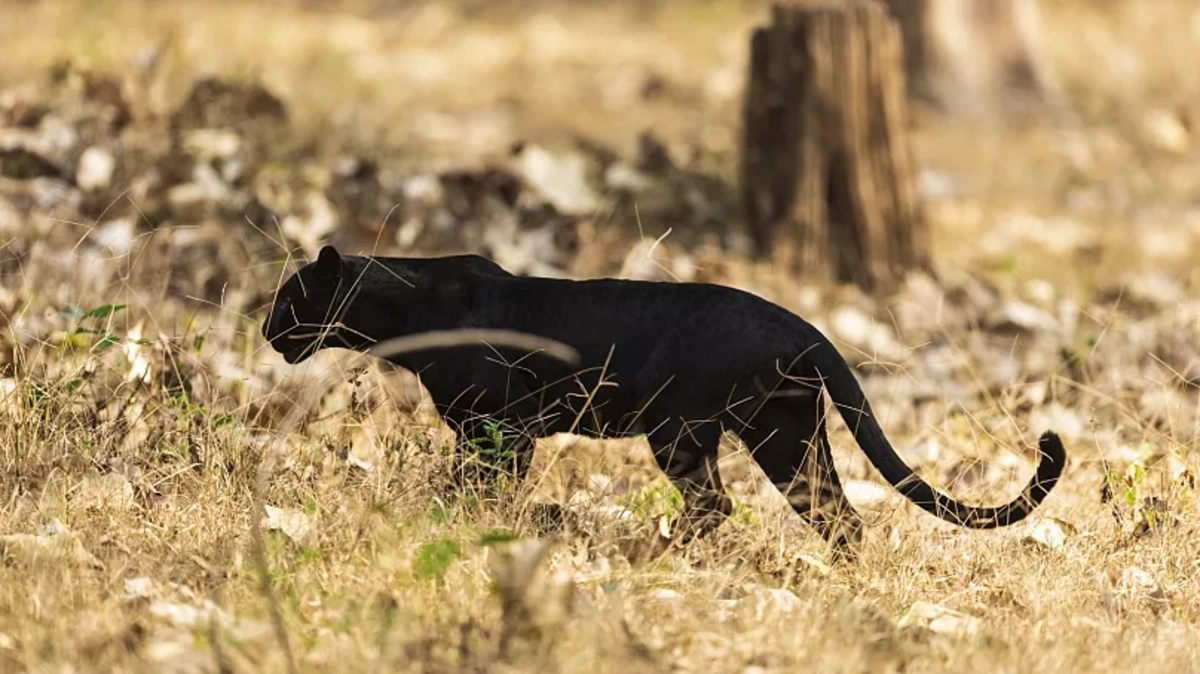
735;393;864;560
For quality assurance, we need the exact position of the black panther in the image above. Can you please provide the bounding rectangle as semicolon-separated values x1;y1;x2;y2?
262;246;1066;556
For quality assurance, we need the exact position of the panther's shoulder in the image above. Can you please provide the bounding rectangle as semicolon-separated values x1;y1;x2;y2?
445;254;515;278
348;253;516;281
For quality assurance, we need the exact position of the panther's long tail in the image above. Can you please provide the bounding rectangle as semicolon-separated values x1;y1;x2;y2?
804;326;1066;528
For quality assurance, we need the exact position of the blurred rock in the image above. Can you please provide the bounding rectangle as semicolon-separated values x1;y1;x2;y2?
169;76;288;137
46;59;131;135
75;145;115;191
0;146;71;182
329;156;404;236
986;300;1059;336
1141;108;1191;155
512;142;600;216
829;305;906;363
635;130;674;174
1097;270;1186;314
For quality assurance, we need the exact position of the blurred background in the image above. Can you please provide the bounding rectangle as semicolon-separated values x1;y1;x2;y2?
3;0;1198;291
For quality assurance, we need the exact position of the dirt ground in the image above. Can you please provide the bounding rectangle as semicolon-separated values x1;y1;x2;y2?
1;1;1199;672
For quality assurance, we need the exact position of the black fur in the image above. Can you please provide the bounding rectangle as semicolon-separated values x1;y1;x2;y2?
263;246;1067;554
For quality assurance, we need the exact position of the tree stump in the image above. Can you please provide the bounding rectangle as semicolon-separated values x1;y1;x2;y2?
741;0;929;292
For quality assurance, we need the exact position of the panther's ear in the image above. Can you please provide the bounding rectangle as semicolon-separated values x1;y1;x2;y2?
314;245;343;279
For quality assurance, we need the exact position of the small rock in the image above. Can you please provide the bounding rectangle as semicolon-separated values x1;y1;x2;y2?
1022;517;1070;550
748;587;803;618
897;601;981;638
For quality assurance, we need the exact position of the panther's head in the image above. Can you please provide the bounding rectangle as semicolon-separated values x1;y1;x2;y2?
262;246;362;364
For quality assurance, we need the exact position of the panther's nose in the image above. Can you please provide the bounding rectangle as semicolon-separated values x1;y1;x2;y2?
263;297;292;342
262;298;283;340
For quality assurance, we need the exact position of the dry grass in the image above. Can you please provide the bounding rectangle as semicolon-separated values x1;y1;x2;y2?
2;0;1200;672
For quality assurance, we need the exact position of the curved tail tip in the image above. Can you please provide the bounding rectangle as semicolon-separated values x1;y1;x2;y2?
1036;430;1067;474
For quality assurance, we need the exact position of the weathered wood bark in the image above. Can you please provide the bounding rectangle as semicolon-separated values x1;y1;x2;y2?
742;0;929;292
886;0;1060;114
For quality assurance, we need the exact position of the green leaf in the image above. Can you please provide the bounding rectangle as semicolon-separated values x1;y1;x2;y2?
94;333;119;351
478;529;518;547
81;304;127;320
413;539;461;582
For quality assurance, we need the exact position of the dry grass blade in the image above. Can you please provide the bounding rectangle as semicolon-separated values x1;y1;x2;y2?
368;329;582;366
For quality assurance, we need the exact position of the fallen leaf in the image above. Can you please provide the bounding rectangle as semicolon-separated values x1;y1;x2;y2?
261;505;316;548
1115;565;1168;603
0;521;103;570
124;576;157;600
